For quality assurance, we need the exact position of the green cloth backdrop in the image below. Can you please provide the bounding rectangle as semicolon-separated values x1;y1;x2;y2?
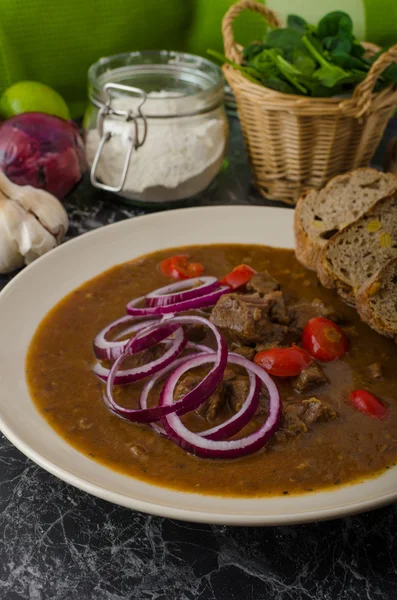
1;0;396;118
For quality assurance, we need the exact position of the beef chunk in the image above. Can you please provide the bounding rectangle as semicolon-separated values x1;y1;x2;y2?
246;271;280;295
276;397;338;442
293;362;328;393
256;341;281;352
174;374;226;422
185;323;207;343
196;387;226;421
288;299;340;335
266;291;289;325
230;345;256;361
281;402;309;436
123;344;166;368
226;374;268;417
210;292;288;344
301;397;338;425
174;373;201;402
367;362;383;381
298;397;337;426
226;375;250;413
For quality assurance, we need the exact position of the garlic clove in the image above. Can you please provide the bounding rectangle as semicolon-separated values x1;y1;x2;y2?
0;171;69;242
0;198;24;273
0;171;69;274
17;212;58;265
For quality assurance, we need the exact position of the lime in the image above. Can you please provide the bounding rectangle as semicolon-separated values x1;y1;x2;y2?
0;81;70;120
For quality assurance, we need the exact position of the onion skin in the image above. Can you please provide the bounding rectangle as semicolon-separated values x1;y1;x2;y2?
0;113;87;200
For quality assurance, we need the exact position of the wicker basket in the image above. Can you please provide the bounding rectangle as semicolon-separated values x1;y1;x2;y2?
222;0;397;205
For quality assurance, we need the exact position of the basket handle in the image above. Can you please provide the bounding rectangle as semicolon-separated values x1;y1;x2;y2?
353;44;397;117
222;0;281;65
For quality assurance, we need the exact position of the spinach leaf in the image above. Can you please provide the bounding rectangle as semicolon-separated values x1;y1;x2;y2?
293;49;316;77
248;49;303;93
313;64;350;88
302;34;351;88
243;43;266;62
264;28;303;53
317;11;353;39
383;63;397;85
209;9;395;99
300;77;341;97
365;50;397;88
351;41;366;58
206;50;263;83
323;31;352;54
330;51;369;71
339;69;368;85
262;77;298;94
249;48;281;79
287;15;307;33
275;55;308;93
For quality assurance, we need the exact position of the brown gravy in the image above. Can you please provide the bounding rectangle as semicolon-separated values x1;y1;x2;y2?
26;245;397;497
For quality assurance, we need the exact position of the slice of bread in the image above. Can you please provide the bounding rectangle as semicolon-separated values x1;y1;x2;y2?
356;257;397;339
294;168;397;270
317;191;397;305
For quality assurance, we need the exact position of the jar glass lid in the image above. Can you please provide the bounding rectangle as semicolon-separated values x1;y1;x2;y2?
88;50;224;117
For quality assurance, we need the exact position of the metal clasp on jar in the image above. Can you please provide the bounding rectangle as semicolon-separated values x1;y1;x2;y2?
90;83;148;193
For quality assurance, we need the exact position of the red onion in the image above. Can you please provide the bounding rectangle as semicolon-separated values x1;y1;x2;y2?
139;355;194;435
93;323;186;385
0;113;87;200
92;283;283;457
145;277;220;308
156;316;228;416
160;353;281;458
198;356;260;441
98;316;227;422
126;285;229;316
140;350;260;441
93;315;160;361
138;345;214;435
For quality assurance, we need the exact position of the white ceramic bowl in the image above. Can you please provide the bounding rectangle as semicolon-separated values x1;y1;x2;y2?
0;205;396;525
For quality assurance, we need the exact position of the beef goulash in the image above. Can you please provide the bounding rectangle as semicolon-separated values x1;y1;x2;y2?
27;244;397;497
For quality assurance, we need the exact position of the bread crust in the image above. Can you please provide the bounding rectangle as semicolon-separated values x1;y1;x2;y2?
294;168;397;274
356;260;397;338
294;190;319;270
317;192;397;306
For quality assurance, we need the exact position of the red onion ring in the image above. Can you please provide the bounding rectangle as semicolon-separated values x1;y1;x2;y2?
145;277;220;308
139;355;194;435
126;285;229;316
140;349;260;441
154;316;228;416
160;353;281;458
125;321;183;356
138;345;213;435
93;316;160;361
93;324;187;385
97;316;227;422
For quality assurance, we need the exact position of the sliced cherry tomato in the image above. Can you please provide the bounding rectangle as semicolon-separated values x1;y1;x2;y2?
254;346;313;377
302;317;349;362
160;255;204;280
348;389;388;420
221;264;256;290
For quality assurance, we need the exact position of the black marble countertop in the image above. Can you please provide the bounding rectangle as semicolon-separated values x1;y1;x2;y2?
1;117;397;600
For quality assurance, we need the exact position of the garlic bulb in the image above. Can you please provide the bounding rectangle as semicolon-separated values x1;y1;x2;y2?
0;171;69;274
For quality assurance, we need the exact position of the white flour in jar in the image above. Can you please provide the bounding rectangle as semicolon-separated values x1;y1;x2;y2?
85;91;226;202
